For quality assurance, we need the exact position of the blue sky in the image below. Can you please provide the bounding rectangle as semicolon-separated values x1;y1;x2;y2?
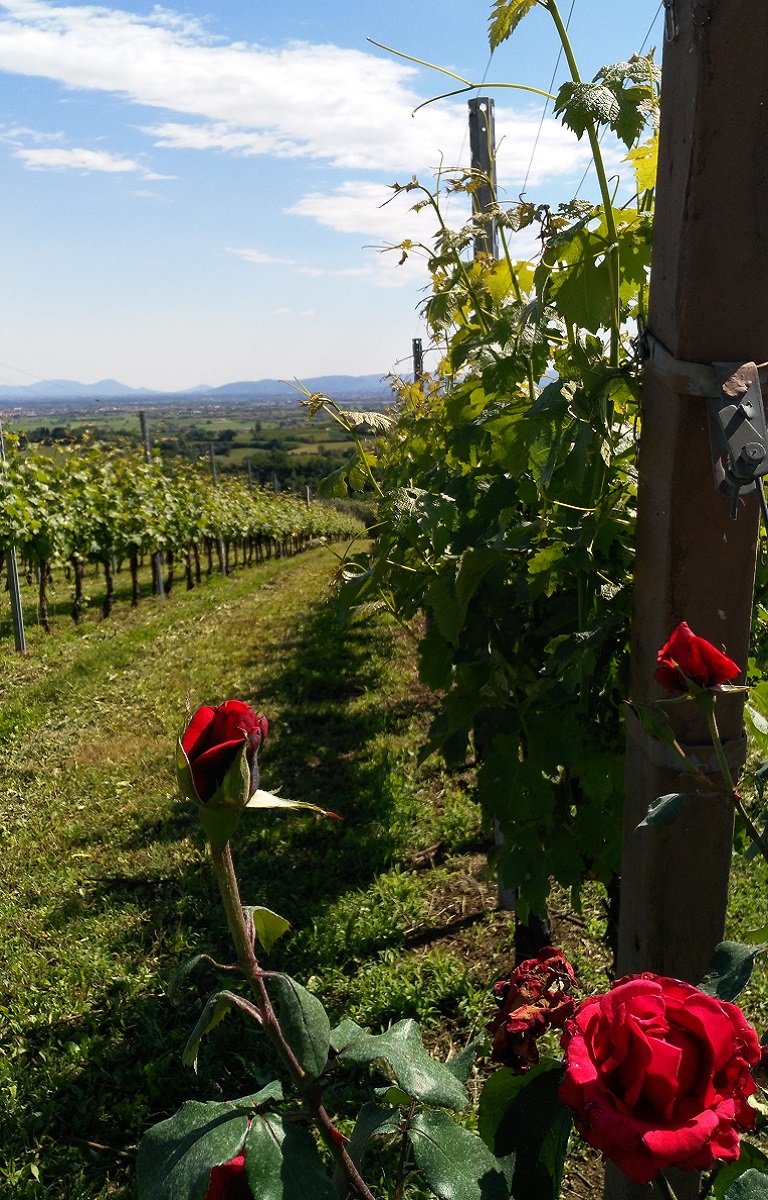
0;0;664;391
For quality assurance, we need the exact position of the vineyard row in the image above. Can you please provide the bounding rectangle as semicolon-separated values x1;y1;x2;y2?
0;442;365;630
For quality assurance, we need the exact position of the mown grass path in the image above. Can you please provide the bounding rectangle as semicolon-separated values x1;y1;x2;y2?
0;548;500;1199
7;548;766;1200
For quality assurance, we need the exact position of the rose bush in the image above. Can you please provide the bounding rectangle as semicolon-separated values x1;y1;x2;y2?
655;622;741;692
181;700;268;803
205;1154;253;1200
559;973;760;1184
489;947;576;1072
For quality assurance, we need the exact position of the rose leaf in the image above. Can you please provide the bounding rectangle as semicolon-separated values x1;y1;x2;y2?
244;906;291;955
408;1110;509;1200
244;1112;337;1200
711;1144;768;1198
699;941;768;1002
637;793;695;829
335;1018;468;1112
267;974;331;1080
722;1167;768;1199
478;1060;570;1200
136;1087;278;1200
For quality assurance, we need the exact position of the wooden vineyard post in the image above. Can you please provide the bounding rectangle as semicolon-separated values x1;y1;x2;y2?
138;409;165;599
209;442;228;576
0;421;26;652
607;3;768;1197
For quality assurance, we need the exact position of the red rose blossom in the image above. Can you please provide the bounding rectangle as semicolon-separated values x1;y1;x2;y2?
182;700;268;803
489;947;576;1071
655;622;740;692
205;1154;253;1200
560;973;760;1185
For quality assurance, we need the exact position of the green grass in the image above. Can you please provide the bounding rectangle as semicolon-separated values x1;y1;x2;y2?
4;546;768;1199
0;546;494;1199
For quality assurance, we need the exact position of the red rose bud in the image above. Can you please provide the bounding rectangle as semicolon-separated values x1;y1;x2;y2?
655;622;740;692
205;1154;253;1200
177;700;268;845
488;947;576;1072
560;974;760;1185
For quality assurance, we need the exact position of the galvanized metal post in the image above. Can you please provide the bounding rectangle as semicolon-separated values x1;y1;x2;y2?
0;421;26;653
608;4;768;1196
412;337;424;382
468;97;498;259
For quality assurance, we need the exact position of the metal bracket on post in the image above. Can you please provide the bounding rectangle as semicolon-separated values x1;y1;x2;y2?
663;0;678;41
709;362;768;520
640;329;768;525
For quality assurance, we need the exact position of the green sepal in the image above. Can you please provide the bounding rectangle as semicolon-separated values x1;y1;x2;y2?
205;739;252;810
176;738;199;805
245;790;338;819
176;736;253;847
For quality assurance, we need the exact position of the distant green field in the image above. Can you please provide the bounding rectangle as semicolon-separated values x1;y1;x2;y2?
5;401;378;493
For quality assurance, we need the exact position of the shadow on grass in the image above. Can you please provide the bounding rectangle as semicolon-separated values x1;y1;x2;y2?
9;972;278;1199
232;591;409;923
11;591;427;1197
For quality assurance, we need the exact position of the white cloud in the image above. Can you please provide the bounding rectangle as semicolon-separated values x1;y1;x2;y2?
1;122;65;141
287;180;461;244
0;0;592;183
295;265;371;278
13;144;164;173
288;179;545;286
145;121;300;159
225;247;294;265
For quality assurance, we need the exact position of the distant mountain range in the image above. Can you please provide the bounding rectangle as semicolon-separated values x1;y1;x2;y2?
0;374;393;405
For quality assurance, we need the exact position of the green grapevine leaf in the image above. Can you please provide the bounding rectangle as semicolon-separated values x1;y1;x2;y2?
488;0;539;50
